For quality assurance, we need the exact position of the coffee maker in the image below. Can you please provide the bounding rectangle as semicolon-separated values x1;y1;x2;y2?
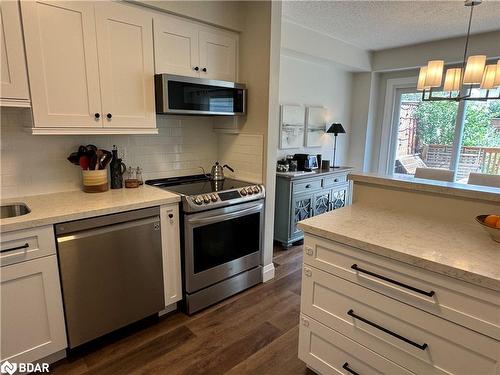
293;154;319;171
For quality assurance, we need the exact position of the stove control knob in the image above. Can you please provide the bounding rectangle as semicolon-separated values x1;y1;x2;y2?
203;195;210;203
246;187;254;195
211;194;218;202
240;189;247;196
194;196;203;205
252;186;260;194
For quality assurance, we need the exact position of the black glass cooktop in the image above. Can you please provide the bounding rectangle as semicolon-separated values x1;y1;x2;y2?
146;175;251;196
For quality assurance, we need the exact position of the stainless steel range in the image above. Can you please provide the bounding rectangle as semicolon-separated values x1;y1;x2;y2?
146;175;265;314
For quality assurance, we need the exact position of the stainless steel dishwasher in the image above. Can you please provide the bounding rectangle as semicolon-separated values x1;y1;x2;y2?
55;207;164;348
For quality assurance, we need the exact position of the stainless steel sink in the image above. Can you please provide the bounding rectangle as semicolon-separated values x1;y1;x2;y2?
1;203;31;219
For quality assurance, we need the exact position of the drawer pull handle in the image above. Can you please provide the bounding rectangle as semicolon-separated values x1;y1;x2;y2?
347;309;428;351
305;184;311;188
342;362;360;375
351;264;435;297
1;243;29;254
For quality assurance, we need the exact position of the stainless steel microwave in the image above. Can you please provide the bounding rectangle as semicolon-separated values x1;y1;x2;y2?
155;74;246;116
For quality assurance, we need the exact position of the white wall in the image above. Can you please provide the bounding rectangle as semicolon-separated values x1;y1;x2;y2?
278;51;352;166
281;19;372;72
0;108;219;198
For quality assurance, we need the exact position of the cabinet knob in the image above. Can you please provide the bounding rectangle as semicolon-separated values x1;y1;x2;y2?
94;113;100;119
193;66;199;71
168;213;173;219
304;268;312;277
202;67;207;72
107;113;112;119
301;317;309;327
305;184;311;188
305;247;313;256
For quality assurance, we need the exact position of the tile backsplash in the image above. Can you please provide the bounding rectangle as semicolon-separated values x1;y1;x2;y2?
0;107;218;198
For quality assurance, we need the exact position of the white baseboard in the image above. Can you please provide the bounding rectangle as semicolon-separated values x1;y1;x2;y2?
262;263;275;282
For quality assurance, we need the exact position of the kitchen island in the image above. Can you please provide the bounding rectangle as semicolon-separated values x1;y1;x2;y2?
296;173;500;375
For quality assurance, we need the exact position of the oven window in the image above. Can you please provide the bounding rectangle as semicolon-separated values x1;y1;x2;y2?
168;81;243;113
193;212;260;274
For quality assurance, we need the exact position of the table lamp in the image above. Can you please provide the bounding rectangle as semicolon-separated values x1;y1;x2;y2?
326;123;346;169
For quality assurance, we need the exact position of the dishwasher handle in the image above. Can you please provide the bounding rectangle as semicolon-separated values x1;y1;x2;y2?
57;216;160;243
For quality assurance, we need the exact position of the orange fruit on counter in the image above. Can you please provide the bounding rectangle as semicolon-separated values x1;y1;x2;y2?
484;215;500;228
496;220;500;229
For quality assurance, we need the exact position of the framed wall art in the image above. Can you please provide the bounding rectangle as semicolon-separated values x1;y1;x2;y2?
305;106;326;147
279;104;305;149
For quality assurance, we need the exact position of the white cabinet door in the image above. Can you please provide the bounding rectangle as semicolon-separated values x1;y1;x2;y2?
1;255;67;363
160;204;182;306
0;0;30;105
154;15;199;77
21;1;102;128
95;2;155;129
199;30;236;81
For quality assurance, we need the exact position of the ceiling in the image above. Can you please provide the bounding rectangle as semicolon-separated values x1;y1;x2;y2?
282;1;500;51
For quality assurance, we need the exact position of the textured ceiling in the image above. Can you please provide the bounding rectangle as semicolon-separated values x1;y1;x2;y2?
282;0;500;51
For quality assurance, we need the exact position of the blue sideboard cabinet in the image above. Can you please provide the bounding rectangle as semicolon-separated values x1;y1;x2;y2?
274;167;353;248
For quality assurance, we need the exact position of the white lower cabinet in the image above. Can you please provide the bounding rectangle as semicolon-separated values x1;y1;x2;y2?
161;204;182;306
1;255;67;364
299;234;500;375
299;315;414;375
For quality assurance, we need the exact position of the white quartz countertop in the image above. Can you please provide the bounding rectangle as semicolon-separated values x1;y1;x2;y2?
0;185;180;232
349;173;500;203
298;204;500;291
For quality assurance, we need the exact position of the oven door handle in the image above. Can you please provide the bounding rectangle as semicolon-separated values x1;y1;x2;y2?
187;204;263;226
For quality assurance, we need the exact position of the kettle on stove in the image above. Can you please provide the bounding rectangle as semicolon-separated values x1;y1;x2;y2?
210;162;234;181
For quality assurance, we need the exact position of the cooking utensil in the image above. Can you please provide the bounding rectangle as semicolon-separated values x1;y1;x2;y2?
79;155;89;170
67;152;80;165
88;151;98;170
475;215;500;243
99;150;112;170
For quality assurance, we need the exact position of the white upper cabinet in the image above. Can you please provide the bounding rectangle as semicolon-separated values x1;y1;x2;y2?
21;1;102;129
154;16;199;77
95;2;155;129
21;1;156;134
199;30;236;82
0;0;30;106
153;14;237;82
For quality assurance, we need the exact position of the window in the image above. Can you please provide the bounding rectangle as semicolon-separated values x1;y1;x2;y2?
391;86;500;181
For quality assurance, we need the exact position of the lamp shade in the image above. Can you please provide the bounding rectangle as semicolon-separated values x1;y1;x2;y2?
424;60;444;88
417;66;428;91
326;123;346;135
443;68;462;91
480;64;497;89
494;60;500;87
463;55;486;84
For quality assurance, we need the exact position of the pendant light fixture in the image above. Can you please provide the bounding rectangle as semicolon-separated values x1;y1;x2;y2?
417;0;500;101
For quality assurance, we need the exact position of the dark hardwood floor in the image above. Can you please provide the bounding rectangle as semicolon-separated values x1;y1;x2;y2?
51;243;313;375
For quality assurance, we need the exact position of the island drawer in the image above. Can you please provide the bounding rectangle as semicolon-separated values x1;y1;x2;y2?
322;173;347;187
303;235;500;340
1;226;56;267
292;179;322;195
299;314;414;375
301;265;500;375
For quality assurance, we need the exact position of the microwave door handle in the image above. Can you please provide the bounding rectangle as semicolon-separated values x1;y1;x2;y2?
188;205;262;226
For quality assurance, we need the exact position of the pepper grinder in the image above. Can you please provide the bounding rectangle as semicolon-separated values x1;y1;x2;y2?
110;145;127;189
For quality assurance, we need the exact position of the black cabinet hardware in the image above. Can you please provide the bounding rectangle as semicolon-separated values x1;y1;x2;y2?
107;113;112;119
194;66;199;71
168;213;174;219
342;362;360;375
351;264;435;297
94;113;100;119
1;243;29;253
305;184;311;188
347;309;428;350
202;67;207;72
